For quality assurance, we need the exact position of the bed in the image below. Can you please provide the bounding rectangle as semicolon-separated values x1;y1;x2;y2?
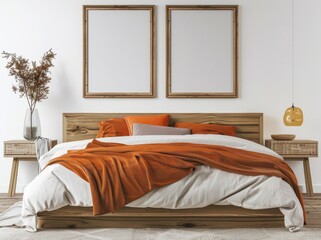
24;113;303;230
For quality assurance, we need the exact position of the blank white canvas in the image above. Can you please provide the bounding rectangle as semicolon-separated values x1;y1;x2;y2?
171;10;234;93
88;10;150;93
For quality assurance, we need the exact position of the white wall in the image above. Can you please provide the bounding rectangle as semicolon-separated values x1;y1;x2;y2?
0;0;321;193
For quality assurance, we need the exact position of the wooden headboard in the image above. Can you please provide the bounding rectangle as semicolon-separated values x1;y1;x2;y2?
63;113;263;144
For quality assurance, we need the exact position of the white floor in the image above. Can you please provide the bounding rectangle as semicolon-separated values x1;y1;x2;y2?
1;228;321;240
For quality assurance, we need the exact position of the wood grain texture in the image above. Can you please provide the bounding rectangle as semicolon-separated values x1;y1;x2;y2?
265;139;318;157
4;140;57;157
37;205;284;229
8;159;19;197
38;205;282;217
303;158;314;197
4;193;321;229
37;216;284;229
33;194;321;229
63;113;263;144
19;193;321;226
0;193;321;228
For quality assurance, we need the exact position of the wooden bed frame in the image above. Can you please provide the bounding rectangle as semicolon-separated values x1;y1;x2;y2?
37;113;284;229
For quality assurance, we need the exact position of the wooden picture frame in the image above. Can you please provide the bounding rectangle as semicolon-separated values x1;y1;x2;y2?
166;5;238;98
83;5;156;98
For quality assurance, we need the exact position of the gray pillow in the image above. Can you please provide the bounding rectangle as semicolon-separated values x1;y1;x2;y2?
132;123;191;136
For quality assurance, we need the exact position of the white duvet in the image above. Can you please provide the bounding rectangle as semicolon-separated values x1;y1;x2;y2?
1;135;304;232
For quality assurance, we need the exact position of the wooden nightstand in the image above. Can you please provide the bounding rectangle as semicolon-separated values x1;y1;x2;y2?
265;139;318;196
3;140;57;197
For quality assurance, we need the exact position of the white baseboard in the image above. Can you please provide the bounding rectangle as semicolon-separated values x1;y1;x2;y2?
1;184;321;194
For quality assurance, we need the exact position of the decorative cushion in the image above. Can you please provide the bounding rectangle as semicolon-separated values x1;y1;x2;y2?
124;114;170;135
132;123;191;136
96;118;129;138
174;122;236;136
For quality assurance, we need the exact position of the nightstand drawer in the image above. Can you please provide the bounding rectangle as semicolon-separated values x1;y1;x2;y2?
4;141;36;155
266;140;318;156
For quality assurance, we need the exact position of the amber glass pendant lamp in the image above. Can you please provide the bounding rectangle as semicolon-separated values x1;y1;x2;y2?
283;0;303;126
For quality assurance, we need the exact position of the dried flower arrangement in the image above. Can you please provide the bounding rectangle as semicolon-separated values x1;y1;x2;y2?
2;49;56;112
2;49;56;139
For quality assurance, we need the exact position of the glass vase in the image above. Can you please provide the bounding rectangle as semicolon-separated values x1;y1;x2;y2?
23;108;41;140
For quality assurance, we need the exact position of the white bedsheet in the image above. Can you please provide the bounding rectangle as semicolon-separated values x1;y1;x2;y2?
2;135;304;232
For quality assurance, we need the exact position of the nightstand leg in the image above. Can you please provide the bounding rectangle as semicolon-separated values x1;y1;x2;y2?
8;158;19;197
303;158;313;197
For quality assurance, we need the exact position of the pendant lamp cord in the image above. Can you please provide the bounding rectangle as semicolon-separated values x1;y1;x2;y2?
292;0;295;109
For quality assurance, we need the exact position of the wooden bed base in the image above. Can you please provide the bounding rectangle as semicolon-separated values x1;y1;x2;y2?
38;205;284;229
37;113;285;229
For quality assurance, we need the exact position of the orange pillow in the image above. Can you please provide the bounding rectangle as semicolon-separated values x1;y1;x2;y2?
124;114;170;135
174;122;236;136
96;118;129;138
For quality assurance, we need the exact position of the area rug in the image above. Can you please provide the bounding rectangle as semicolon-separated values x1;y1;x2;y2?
0;228;321;240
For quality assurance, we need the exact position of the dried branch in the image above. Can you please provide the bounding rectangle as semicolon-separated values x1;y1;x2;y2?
2;49;56;112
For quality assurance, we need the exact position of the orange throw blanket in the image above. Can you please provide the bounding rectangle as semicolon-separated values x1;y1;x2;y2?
46;139;306;222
